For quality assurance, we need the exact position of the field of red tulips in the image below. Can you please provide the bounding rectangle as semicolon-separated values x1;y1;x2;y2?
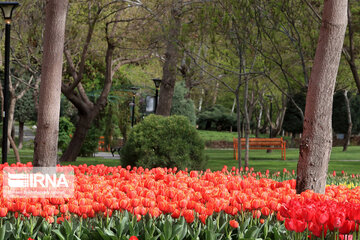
0;162;359;239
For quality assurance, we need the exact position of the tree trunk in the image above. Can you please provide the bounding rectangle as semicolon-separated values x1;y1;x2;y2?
18;121;24;149
60;42;115;162
11;124;15;143
198;89;204;112
212;81;219;105
9;135;20;162
230;97;236;132
104;104;113;151
296;0;347;194
255;104;263;138
260;102;269;134
156;1;182;116
236;92;242;169
8;96;19;159
33;0;68;167
271;97;287;137
343;90;352;151
244;78;250;167
60;113;94;162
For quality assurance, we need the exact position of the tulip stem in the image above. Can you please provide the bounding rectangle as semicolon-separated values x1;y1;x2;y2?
306;223;309;240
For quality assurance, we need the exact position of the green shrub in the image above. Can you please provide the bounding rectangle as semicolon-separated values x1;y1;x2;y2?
79;124;102;157
197;105;236;131
350;94;360;134
58;117;75;153
283;92;306;134
171;81;196;125
332;91;349;134
121;114;207;170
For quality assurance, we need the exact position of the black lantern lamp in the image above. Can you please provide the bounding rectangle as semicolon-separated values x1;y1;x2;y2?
0;2;19;22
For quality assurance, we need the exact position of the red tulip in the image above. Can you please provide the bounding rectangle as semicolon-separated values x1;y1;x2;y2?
229;220;239;228
0;207;8;217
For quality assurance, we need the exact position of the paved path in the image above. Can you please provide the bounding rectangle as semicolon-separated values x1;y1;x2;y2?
14;125;36;142
94;152;120;159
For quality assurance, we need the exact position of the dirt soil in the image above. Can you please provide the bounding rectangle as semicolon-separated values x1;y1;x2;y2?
205;140;233;149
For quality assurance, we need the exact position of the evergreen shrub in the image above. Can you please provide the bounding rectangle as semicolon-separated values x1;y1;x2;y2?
121;114;207;170
58;117;75;153
197;105;236;131
171;81;196;125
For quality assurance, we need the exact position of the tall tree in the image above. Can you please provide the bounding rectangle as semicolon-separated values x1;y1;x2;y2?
296;0;347;194
33;0;68;167
60;2;152;162
156;0;183;116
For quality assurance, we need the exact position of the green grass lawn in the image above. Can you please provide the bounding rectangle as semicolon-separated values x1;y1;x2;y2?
198;130;292;142
206;146;360;174
4;149;121;167
5;145;360;174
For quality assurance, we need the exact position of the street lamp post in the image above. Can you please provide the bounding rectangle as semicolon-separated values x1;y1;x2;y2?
130;87;139;127
152;78;161;113
0;2;19;164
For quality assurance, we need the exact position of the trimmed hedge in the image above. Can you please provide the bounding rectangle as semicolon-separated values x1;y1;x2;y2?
121;115;207;170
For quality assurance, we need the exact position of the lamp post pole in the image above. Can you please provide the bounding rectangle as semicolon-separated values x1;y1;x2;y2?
152;78;161;113
155;88;159;112
131;93;135;127
0;2;19;164
130;87;139;127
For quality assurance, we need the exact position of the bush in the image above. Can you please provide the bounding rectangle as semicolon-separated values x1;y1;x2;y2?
350;94;360;134
121;115;207;170
332;91;349;134
283;92;306;134
58;117;75;153
79;124;102;157
197;105;236;131
171;81;196;125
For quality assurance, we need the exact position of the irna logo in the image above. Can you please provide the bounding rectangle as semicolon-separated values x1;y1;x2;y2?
3;167;74;198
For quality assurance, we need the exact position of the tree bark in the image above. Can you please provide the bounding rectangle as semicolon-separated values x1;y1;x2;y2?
8;95;19;158
33;0;68;167
212;81;219;105
236;92;242;169
296;0;347;194
18;121;24;149
9;135;20;163
343;90;352;151
255;104;263;138
244;78;250;167
60;113;94;161
156;1;182;116
60;43;115;162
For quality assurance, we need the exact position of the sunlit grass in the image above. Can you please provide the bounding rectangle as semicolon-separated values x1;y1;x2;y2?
206;146;360;174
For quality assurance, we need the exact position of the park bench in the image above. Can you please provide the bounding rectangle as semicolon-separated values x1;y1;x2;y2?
233;137;286;160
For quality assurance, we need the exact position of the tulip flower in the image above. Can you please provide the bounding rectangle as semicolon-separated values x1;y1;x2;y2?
229;220;239;228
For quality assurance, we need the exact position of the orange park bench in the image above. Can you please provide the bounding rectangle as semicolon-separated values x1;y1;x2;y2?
233;137;286;160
